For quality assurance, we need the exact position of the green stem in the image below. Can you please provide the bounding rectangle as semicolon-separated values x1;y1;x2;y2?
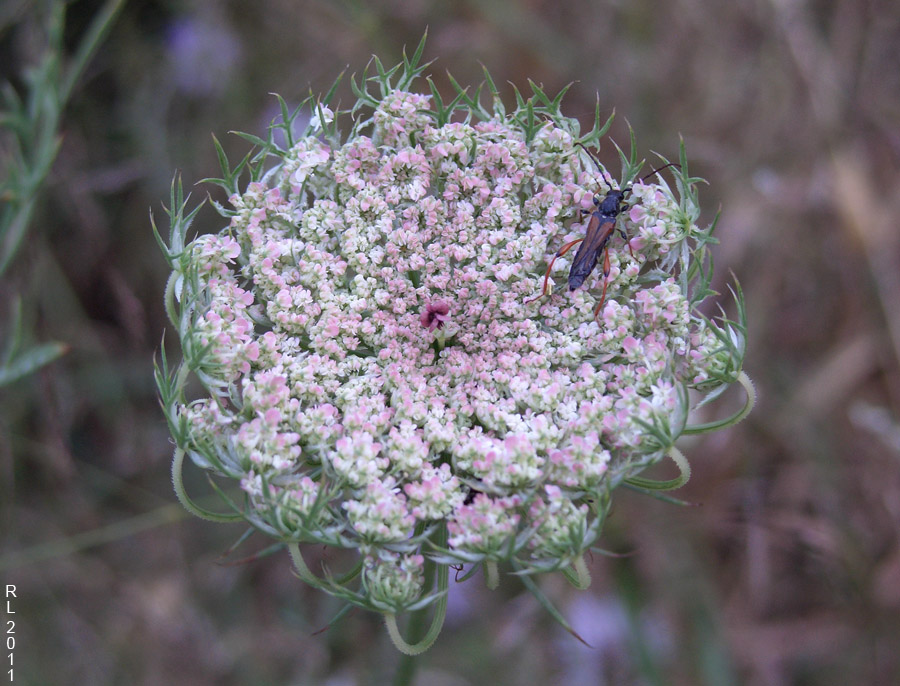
484;559;499;589
171;447;243;522
287;542;324;587
163;270;181;329
389;612;425;686
683;371;756;435
385;525;449;658
571;554;591;590
60;0;129;103
625;445;691;491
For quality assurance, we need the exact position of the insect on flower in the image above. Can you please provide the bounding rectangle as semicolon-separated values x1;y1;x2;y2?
527;145;679;320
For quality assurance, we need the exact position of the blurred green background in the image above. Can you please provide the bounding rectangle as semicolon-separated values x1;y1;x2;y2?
2;0;899;684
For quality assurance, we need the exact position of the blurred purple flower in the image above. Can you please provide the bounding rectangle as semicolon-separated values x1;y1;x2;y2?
166;14;242;96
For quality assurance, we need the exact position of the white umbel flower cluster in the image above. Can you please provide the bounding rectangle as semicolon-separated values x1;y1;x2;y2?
156;41;751;653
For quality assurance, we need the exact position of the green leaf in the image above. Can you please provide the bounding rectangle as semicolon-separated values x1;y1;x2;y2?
398;30;433;91
513;559;591;647
0;341;68;386
480;63;504;117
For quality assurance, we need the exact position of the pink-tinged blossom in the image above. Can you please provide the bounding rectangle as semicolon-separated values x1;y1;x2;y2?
403;463;464;520
379;147;431;203
373;90;433;148
385;421;429;476
240;471;264;498
192;277;259;382
420;300;450;332
447;493;522;554
163;64;747;631
527;485;591;559
284;137;331;192
343;477;414;542
332;137;381;190
364;552;425;611
295;402;342;445
191;234;241;277
457;430;545;489
234;412;301;472
546;431;610;488
329;431;388;488
275;476;322;529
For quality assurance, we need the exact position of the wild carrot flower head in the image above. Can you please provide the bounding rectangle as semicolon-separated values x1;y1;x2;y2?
155;37;752;653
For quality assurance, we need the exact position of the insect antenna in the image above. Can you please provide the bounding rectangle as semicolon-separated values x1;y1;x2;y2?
637;162;681;183
576;142;616;190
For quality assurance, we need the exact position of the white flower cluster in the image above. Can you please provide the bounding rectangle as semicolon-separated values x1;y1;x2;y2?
161;69;746;623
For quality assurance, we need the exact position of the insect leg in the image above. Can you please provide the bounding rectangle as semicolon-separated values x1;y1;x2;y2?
616;222;635;259
593;246;612;321
525;238;584;305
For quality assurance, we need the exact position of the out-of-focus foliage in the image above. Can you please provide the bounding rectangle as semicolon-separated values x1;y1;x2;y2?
2;1;899;684
1;0;124;383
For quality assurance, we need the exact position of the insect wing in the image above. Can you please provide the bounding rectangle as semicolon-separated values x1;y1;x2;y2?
568;214;615;291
